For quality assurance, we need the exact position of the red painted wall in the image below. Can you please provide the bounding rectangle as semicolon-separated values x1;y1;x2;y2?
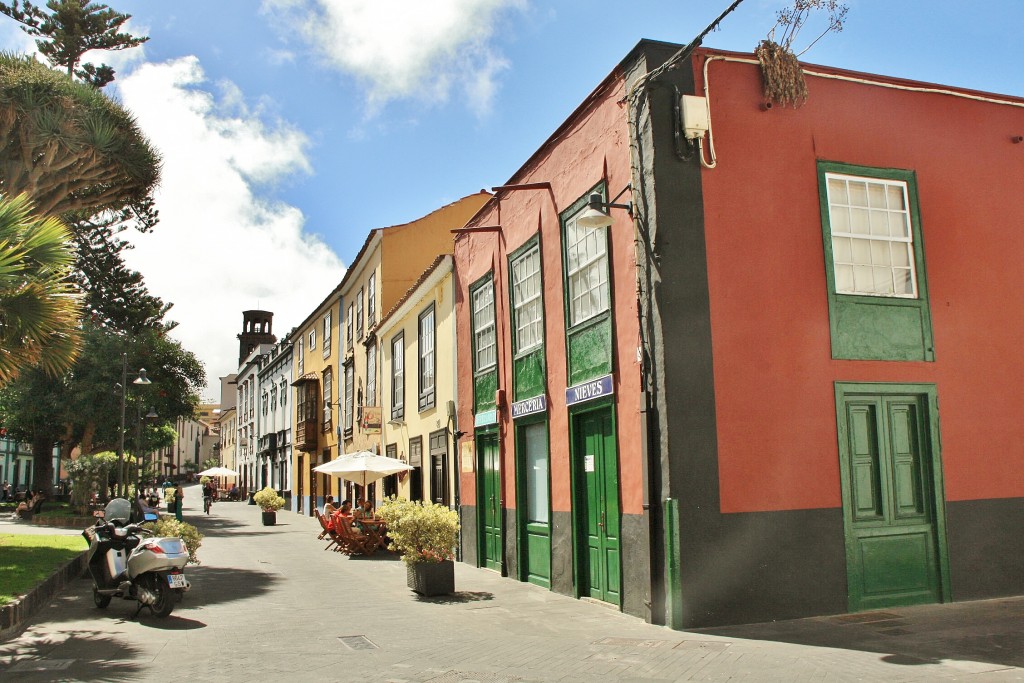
695;51;1024;512
454;74;646;515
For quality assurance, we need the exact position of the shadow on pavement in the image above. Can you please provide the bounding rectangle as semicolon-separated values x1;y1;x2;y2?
697;600;1024;670
416;591;495;605
0;630;144;680
184;565;283;607
137;615;206;631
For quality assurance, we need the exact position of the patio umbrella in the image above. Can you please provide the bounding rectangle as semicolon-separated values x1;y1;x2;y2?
197;466;239;477
313;450;412;487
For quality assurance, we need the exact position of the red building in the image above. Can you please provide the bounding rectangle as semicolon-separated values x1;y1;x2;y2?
453;41;1024;628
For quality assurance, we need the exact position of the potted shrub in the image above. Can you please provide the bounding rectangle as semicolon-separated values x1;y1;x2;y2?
378;498;460;596
253;486;285;526
163;486;176;514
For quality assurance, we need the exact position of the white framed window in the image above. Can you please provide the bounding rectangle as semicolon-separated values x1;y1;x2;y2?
391;333;404;420
367;272;376;325
262;392;268;415
565;209;610;327
471;279;496;371
356;288;364;340
280;379;287;406
366;343;377;407
308;328;316;351
322;367;332;430
511;243;543;353
344;364;354;433
270;386;277;411
825;173;917;298
297;338;304;375
323;310;332;357
418;305;435;410
346;303;353;347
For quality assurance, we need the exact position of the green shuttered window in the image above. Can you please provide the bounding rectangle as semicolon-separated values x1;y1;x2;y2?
818;162;934;362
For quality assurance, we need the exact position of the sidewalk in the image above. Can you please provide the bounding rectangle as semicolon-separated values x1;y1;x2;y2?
0;484;1021;681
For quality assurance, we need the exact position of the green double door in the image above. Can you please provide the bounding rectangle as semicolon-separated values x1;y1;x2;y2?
573;407;621;605
477;432;503;571
838;386;949;612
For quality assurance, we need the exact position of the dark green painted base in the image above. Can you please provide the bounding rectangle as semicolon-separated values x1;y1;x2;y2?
947;497;1024;600
460;505;478;567
551;510;574;597
678;507;847;628
503;507;517;579
621;512;651;621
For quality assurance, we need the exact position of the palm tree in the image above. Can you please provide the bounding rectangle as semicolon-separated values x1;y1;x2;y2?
0;192;82;385
0;52;161;217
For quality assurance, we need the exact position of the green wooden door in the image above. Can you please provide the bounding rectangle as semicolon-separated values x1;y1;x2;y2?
477;433;503;571
574;407;621;605
839;392;945;611
517;421;551;588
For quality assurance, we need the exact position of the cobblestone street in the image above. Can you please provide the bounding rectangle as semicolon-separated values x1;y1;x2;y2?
1;486;1022;681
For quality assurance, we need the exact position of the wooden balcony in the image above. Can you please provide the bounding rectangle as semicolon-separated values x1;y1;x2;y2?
294;419;318;452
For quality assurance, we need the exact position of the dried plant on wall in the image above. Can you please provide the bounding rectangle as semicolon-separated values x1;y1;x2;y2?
756;0;849;108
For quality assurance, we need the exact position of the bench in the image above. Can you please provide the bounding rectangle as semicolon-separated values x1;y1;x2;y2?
16;498;44;521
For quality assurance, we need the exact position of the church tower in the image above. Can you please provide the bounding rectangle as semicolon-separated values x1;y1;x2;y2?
238;310;276;365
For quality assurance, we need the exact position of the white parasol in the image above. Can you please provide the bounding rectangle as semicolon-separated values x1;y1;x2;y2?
197;466;239;477
312;450;412;487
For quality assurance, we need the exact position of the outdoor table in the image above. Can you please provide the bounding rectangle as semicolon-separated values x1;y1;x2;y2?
360;519;388;548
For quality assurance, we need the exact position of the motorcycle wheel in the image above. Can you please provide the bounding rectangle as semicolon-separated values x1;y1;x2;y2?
93;587;111;609
148;573;174;618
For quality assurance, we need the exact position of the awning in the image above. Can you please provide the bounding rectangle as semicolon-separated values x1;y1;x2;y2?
291;372;319;386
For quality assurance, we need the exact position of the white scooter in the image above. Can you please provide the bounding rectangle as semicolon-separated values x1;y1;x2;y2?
82;498;190;618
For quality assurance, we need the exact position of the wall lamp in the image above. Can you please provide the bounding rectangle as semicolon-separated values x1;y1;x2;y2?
577;185;633;229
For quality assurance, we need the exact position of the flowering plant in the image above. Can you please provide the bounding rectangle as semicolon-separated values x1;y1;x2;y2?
142;517;203;564
377;497;459;566
163;487;175;503
253;486;285;512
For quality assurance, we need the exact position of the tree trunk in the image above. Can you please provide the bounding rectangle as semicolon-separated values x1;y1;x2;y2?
32;433;56;500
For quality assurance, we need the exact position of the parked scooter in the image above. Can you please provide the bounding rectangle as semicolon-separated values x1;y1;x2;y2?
82;498;190;618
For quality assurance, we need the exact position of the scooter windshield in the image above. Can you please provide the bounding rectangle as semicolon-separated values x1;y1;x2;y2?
104;498;131;523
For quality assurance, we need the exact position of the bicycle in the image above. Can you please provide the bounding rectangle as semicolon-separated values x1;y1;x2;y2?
203;495;213;515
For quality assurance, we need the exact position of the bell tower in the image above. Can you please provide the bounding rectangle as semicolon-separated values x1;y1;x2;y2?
238;310;276;365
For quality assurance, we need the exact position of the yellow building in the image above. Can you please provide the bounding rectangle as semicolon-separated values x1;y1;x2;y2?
377;254;459;507
292;192;489;516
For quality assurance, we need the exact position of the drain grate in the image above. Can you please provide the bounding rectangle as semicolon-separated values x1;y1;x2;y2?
338;635;379;650
424;671;522;683
673;640;731;652
594;637;671;649
9;659;75;672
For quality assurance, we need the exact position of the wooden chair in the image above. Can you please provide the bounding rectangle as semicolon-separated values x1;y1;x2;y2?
314;510;340;551
335;516;378;556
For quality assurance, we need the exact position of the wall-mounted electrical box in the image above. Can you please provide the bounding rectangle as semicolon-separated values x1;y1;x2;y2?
680;95;709;140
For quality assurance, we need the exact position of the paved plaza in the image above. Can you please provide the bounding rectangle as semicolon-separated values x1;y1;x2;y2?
1;485;1022;682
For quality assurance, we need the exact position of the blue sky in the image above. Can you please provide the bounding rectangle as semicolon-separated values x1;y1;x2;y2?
4;0;1023;398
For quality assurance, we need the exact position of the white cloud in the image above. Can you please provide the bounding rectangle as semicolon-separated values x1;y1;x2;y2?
262;0;525;115
115;57;345;400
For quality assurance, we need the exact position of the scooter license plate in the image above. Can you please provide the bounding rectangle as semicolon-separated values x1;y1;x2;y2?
167;573;187;588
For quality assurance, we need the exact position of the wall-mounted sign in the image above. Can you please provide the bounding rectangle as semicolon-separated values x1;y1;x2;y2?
565;374;614;406
360;405;382;434
511;394;547;419
460;441;475;472
584;455;595;472
475;409;498;427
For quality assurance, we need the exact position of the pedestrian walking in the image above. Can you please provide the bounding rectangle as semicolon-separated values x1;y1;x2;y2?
174;483;184;522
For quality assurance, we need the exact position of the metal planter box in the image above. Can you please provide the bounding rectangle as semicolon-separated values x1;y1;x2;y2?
406;560;454;596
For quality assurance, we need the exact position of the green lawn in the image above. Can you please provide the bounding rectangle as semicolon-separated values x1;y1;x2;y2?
0;534;86;606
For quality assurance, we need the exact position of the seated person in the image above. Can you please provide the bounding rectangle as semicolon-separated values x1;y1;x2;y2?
330;500;353;531
322;495;337;516
137;493;160;517
227;484;239;501
13;490;43;518
352;499;374;531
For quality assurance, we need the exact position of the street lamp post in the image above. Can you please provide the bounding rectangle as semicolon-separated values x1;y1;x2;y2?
115;353;152;498
133;405;159;497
